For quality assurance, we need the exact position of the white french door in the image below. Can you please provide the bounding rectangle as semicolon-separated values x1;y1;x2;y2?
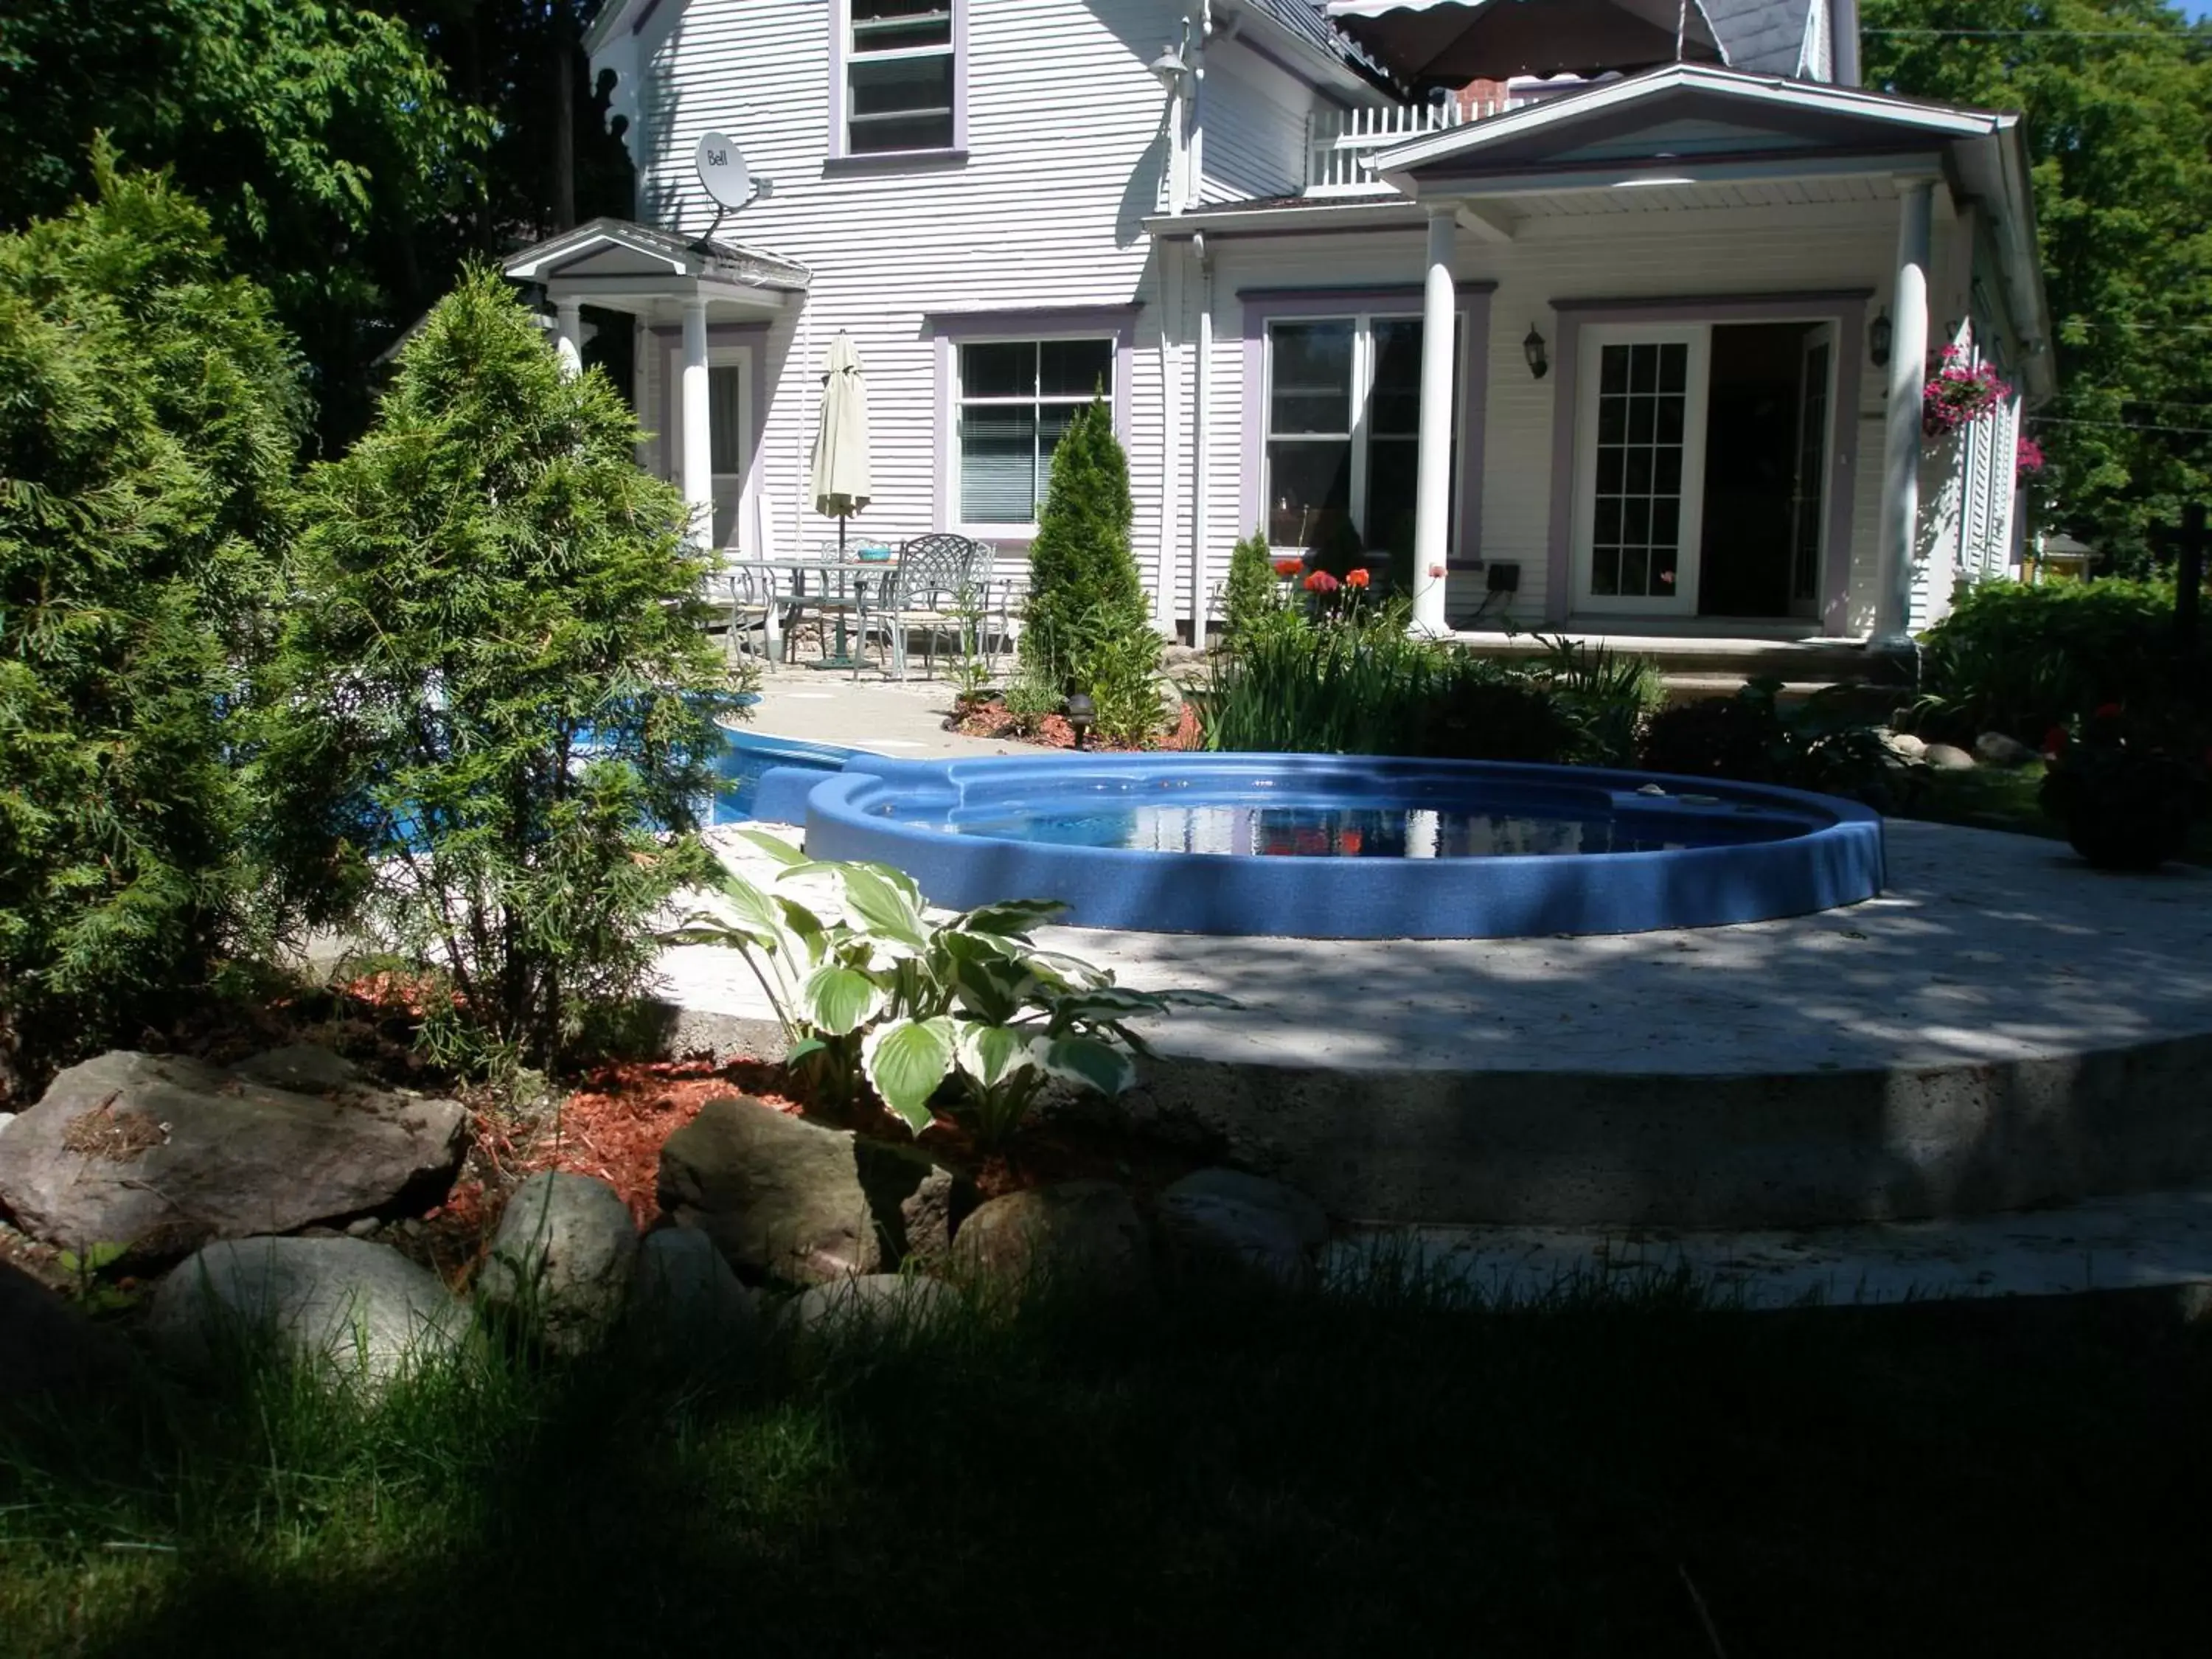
1571;324;1711;616
1787;323;1836;619
694;349;752;554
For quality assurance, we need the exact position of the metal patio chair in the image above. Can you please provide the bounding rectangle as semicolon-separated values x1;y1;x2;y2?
864;533;993;679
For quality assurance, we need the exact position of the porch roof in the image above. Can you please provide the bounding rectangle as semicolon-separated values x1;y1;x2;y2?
501;218;810;321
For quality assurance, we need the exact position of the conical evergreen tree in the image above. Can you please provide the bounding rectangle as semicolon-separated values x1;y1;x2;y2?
1020;400;1146;677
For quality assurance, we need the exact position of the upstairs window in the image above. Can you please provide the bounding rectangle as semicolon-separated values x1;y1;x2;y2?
842;0;961;156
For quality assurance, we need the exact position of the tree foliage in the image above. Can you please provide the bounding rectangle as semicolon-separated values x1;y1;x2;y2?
0;1;490;445
1020;401;1149;671
258;269;743;1071
1863;0;2212;568
0;160;303;1085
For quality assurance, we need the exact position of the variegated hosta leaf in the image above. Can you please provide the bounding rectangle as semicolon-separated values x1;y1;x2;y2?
955;1020;1037;1089
862;1016;957;1133
835;861;932;951
731;826;809;867
1048;987;1178;1022
1023;951;1116;991
953;898;1067;936
801;961;888;1035
1029;1034;1138;1098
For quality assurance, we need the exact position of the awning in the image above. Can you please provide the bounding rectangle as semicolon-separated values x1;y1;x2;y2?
1324;0;1723;83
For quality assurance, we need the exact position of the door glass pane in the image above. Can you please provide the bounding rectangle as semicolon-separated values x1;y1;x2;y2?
1590;340;1690;600
1368;319;1424;437
1790;341;1830;605
1266;439;1352;549
708;366;744;475
1269;321;1353;436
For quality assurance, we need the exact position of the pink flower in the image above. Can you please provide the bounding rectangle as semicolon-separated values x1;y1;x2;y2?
1304;570;1340;594
2016;436;2045;476
1427;563;1447;580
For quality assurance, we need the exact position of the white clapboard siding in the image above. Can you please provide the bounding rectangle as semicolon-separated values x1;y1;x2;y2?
623;0;1180;602
1197;50;1312;204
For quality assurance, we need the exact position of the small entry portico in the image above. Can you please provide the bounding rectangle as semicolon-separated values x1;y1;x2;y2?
503;218;810;552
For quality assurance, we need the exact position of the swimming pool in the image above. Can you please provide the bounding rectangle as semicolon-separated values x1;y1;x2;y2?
782;751;1885;939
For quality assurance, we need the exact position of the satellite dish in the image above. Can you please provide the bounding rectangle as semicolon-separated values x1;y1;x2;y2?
695;132;751;210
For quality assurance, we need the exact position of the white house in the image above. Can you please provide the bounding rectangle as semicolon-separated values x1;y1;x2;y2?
504;0;2048;648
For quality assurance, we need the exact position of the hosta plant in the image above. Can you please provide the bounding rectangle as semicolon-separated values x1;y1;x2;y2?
667;831;1225;1146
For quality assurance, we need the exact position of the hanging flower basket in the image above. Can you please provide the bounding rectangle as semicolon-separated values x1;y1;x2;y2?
2015;434;2046;479
1921;345;2011;440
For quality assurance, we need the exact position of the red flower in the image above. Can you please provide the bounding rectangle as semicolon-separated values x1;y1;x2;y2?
2042;725;2067;757
1272;559;1304;579
1346;567;1371;589
1304;570;1341;594
2093;702;2124;720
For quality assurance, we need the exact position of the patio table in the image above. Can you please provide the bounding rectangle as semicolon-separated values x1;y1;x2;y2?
756;552;900;672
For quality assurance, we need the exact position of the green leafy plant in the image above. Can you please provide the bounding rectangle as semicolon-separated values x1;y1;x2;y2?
255;268;748;1075
1640;680;1901;807
1068;603;1167;748
2039;703;2209;870
1525;634;1665;767
667;832;1224;1147
1020;399;1158;712
1912;577;2191;743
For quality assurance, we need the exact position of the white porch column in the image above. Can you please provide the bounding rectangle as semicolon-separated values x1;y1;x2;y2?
1874;175;1934;649
679;296;714;549
1412;205;1456;635
552;298;585;380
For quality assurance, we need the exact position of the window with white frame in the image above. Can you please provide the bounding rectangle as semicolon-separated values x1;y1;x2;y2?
956;338;1113;527
1265;314;1437;559
843;0;960;155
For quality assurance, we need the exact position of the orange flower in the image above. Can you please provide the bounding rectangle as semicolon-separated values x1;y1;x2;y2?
1346;568;1371;589
1272;559;1304;579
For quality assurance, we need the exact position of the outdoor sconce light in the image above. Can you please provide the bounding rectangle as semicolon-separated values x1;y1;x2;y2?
1065;691;1097;750
1148;45;1191;94
1870;307;1893;368
1523;324;1549;380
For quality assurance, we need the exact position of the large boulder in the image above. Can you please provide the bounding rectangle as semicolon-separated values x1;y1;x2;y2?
1975;731;2039;768
657;1096;970;1285
952;1180;1151;1298
147;1237;466;1387
475;1173;638;1354
628;1227;759;1350
1155;1169;1329;1289
0;1259;136;1411
0;1049;467;1259
782;1272;961;1337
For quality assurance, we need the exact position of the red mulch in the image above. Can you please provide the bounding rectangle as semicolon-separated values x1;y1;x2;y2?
949;699;1203;752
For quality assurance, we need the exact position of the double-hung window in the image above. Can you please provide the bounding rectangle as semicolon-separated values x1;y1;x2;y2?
956;338;1113;529
841;0;961;156
1265;314;1438;559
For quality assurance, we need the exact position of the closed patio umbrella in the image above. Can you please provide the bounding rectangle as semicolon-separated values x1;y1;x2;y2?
1325;0;1722;83
810;332;872;557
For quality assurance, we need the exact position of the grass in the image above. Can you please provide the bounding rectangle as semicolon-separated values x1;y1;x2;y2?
5;1268;2211;1657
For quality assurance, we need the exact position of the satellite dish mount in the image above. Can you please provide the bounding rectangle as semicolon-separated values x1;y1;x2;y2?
694;131;772;245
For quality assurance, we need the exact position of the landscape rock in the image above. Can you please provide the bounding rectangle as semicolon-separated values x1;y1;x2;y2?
1975;731;2039;768
657;1096;967;1284
1161;1169;1330;1248
1;1259;136;1408
1922;742;1977;771
0;1050;467;1260
1882;731;1927;762
0;1112;15;1138
628;1227;759;1349
952;1180;1151;1297
475;1173;638;1353
782;1272;960;1335
148;1237;465;1386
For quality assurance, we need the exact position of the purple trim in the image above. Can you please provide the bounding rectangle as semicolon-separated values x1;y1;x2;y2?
1239;287;1491;563
823;150;968;175
927;307;1138;535
1541;293;1870;634
829;0;967;163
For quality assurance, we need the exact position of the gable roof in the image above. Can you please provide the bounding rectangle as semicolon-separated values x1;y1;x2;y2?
502;218;811;293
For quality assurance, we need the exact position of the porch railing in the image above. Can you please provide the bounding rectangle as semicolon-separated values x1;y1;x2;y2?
1304;99;1517;195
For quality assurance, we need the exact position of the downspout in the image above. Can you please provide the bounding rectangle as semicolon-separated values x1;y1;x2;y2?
1161;240;1184;636
1832;0;1861;88
1191;231;1213;642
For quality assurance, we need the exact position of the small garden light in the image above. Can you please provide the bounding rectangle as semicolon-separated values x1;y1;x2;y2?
1065;691;1096;749
1523;324;1548;380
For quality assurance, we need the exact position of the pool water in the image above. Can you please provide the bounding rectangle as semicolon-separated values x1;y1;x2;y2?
898;798;1797;858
